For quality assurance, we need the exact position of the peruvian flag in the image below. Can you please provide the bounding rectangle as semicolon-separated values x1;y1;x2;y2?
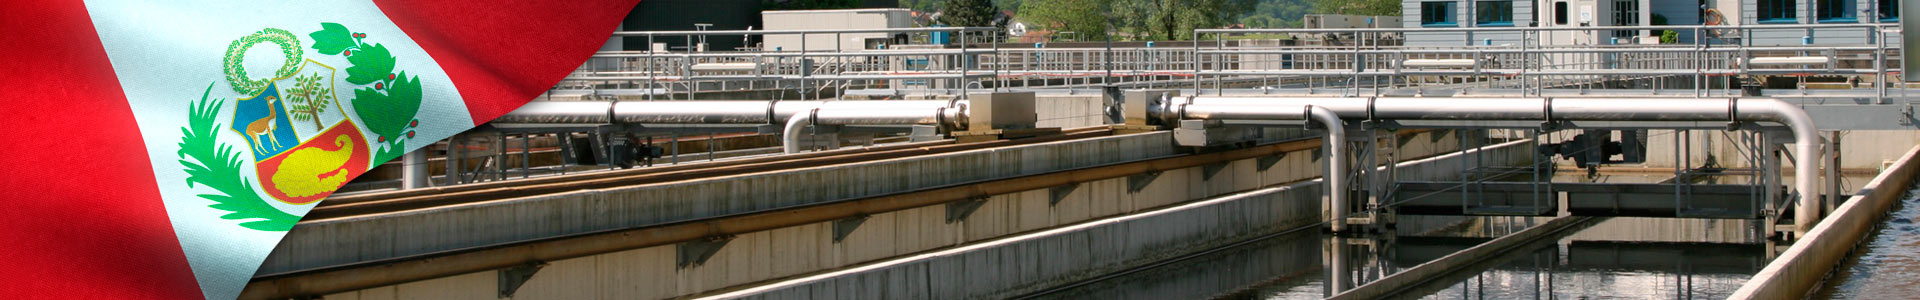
0;0;637;298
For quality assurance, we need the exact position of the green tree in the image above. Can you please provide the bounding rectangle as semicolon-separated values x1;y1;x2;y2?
900;0;941;11
1311;0;1399;16
284;73;334;130
1238;0;1311;28
1017;0;1111;41
1110;0;1256;40
940;0;999;27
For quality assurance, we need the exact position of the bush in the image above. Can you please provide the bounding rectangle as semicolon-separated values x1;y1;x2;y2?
1659;30;1678;44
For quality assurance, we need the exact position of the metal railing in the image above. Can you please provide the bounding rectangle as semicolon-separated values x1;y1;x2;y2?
549;24;1904;101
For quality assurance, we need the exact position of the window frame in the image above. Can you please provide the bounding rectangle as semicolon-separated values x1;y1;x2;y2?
1757;0;1799;24
1422;1;1460;27
1554;1;1569;25
1818;0;1858;23
1881;0;1901;22
1476;1;1515;26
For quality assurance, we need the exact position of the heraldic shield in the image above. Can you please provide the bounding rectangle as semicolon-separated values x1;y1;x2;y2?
230;67;371;205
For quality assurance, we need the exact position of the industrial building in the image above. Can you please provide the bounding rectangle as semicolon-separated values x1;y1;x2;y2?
1403;0;1902;46
242;5;1920;300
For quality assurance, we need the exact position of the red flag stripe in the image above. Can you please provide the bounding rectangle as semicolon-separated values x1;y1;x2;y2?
373;0;639;126
0;1;202;299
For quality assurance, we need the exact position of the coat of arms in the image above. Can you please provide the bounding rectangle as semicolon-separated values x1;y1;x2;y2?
177;23;424;231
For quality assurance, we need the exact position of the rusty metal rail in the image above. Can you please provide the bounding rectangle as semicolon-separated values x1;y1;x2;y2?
304;126;1114;221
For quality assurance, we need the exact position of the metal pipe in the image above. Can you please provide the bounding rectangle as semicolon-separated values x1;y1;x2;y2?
1174;96;1826;233
496;100;957;126
1312;105;1349;233
499;100;970;154
1163;101;1348;232
782;108;816;154
401;149;428;189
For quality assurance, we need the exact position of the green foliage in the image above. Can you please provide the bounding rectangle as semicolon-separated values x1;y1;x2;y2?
312;22;422;145
1651;14;1675;43
285;73;335;130
1017;0;1112;40
1311;0;1399;16
309;23;354;55
352;71;423;141
178;84;299;232
940;0;1000;27
1239;0;1310;28
374;134;408;165
344;44;394;85
308;22;397;85
1110;0;1256;40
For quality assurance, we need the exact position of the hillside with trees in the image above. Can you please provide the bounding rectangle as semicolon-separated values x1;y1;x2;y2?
903;0;1400;40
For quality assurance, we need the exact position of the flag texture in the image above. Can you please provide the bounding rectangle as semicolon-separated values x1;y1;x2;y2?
0;0;637;298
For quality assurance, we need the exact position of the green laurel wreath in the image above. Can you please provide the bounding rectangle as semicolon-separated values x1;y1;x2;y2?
223;28;304;95
178;83;300;231
310;22;422;164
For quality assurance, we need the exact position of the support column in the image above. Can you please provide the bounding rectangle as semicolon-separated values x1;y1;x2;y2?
401;148;429;190
1827;131;1843;214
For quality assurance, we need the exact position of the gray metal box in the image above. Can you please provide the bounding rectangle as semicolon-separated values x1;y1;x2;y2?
967;92;1038;130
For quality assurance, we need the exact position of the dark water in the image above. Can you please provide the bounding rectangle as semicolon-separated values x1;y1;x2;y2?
1030;217;1768;300
1812;182;1920;299
1397;237;1766;299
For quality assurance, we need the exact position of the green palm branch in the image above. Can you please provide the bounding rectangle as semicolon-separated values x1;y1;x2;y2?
177;83;300;231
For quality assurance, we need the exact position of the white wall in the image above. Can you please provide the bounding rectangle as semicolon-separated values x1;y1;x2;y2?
762;9;913;52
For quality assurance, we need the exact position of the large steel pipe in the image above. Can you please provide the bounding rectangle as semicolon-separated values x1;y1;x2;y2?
495;100;956;125
497;100;968;154
1162;101;1350;232
782;104;966;154
1175;96;1826;233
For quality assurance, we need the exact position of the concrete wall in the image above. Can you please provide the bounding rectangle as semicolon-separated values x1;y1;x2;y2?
309;131;1472;300
1604;129;1918;170
270;132;1188;274
1730;144;1920;299
1034;95;1110;128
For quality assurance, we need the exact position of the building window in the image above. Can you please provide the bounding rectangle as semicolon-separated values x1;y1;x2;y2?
1758;0;1797;23
1819;0;1857;22
1881;0;1900;21
1422;1;1458;27
1554;2;1569;25
1612;0;1639;37
1477;1;1514;26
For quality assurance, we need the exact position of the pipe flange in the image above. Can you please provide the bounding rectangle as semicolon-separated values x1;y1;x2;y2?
1303;105;1317;130
1539;97;1556;131
941;102;970;131
606;97;620;125
1150;94;1179;126
766;99;779;125
808;107;821;127
1364;96;1378;124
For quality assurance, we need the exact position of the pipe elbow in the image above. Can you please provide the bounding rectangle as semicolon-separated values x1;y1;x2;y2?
782;108;817;154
